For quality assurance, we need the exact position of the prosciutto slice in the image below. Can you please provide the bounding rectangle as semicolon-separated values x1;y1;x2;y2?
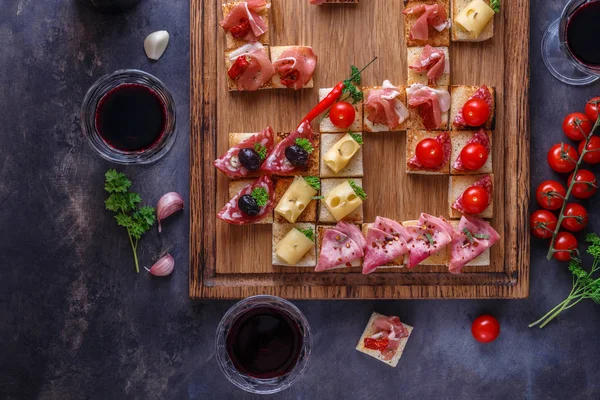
363;227;410;274
217;174;275;225
404;213;453;268
213;127;275;178
449;216;500;274
262;120;314;175
408;131;451;171
409;45;447;85
452;175;493;215
228;46;274;91
403;3;450;41
219;1;268;42
365;81;409;129
453;85;494;128
315;228;364;272
453;129;490;171
366;315;409;361
407;84;450;130
272;47;318;90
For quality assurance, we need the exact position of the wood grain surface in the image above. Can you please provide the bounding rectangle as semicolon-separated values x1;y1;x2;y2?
190;0;530;299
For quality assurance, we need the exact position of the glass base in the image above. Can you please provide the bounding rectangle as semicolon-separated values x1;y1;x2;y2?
542;19;598;86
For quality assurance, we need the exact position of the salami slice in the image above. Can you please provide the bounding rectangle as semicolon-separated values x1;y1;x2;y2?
408;131;451;171
449;216;500;274
451;175;493;215
213;127;275;178
261;120;314;175
453;85;493;129
217;174;275;225
404;213;453;268
362;227;410;274
336;220;367;251
452;129;490;171
315;228;364;272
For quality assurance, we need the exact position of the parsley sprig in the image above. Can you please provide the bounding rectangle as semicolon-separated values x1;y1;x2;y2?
342;65;364;104
348;179;367;201
297;227;315;242
349;131;363;145
254;143;267;160
304;176;321;191
104;170;156;273
251;187;269;207
295;138;314;154
490;0;500;13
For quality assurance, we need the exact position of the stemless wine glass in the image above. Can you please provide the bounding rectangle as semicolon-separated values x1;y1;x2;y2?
215;295;312;395
542;0;600;85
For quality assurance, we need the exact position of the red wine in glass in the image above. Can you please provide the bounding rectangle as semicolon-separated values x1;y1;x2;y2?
225;306;303;379
565;2;600;67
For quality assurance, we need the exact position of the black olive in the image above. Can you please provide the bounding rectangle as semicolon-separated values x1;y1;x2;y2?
238;148;261;171
238;194;260;216
285;144;309;168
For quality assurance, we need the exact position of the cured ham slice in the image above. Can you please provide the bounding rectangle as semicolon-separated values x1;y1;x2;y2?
407;84;450;130
403;3;450;41
337;220;367;251
365;81;409;129
449;216;500;274
228;44;274;91
372;216;411;242
315;228;364;272
217;175;275;225
453;85;494;128
408;131;451;171
452;175;493;215
453;129;490;171
408;45;447;85
219;1;268;43
364;315;409;361
262;120;314;174
213;127;275;178
363;227;410;274
272;47;318;90
404;213;453;268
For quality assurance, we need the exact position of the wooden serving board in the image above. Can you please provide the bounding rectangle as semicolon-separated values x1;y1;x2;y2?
190;0;530;299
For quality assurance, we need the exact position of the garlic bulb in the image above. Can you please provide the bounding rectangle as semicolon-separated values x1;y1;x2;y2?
157;192;184;233
144;30;170;61
145;254;174;276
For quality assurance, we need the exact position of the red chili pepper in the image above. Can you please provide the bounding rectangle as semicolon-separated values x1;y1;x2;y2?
229;18;251;39
228;56;250;80
364;337;389;351
301;81;345;124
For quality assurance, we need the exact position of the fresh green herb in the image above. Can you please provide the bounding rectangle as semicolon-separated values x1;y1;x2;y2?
295;138;314;154
530;233;600;329
104;170;156;273
348;65;361;85
254;143;267;160
463;228;475;244
474;233;491;240
349;131;363;145
348;179;367;201
424;232;435;246
311;195;325;200
342;83;363;104
304;176;321;191
251;187;269;207
297;227;315;242
490;0;500;13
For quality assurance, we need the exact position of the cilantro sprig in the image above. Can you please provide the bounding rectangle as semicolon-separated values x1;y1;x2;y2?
349;131;363;145
490;0;500;13
251;187;269;207
348;179;367;201
304;176;321;191
104;170;156;273
295;138;314;154
254;143;267;161
297;227;315;242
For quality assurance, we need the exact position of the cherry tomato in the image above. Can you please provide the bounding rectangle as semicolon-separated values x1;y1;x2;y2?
568;170;598;199
562;112;593;141
578;136;600;164
585;97;600;121
530;210;558;239
553;232;578;261
471;315;500;343
535;180;566;210
462;98;491;127
461;186;490;215
460;143;489;171
561;203;588;232
547;143;578;173
329;101;356;129
415;138;445;168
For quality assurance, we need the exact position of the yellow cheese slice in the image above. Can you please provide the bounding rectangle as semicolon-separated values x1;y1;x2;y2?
324;180;363;221
323;133;361;174
454;0;494;38
275;176;317;223
275;228;314;265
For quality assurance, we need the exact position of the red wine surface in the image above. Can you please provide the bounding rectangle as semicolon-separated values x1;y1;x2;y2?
566;2;600;67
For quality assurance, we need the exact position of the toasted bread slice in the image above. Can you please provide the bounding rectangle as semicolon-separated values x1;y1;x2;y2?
224;46;273;91
451;0;494;42
222;1;270;51
319;133;364;178
272;222;316;267
449;85;496;130
406;46;450;86
404;0;450;47
228;179;273;224
270;46;315;89
273;177;318;223
406;130;451;175
448;174;494;219
449;220;491;267
450;130;493;175
272;131;320;177
355;312;413;368
361;223;405;268
319;178;364;224
405;86;450;130
402;220;450;265
362;85;408;132
316;225;362;269
319;88;364;133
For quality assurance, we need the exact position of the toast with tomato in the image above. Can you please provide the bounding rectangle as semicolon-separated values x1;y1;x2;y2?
448;173;494;219
406;130;451;175
450;130;493;174
449;85;496;130
318;88;364;133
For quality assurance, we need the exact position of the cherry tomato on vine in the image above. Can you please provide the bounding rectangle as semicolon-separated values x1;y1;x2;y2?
471;315;500;343
460;143;488;171
561;203;589;232
553;232;578;261
535;180;566;210
578;136;600;164
415;138;445;168
547;143;578;173
568;170;598;199
562;112;593;141
461;186;490;215
585;97;600;121
462;98;491;127
329;101;355;129
530;210;558;239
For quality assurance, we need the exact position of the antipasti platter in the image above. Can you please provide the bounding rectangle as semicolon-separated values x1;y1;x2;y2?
190;0;530;299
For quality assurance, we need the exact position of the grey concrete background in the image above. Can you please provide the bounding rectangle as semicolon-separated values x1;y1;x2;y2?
1;1;599;399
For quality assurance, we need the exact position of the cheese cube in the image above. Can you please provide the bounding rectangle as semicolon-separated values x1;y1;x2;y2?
323;180;363;221
274;176;318;223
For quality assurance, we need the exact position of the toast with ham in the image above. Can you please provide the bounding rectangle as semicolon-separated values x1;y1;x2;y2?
451;0;494;42
363;83;409;132
224;45;274;91
448;174;494;219
273;177;318;223
449;219;491;268
355;312;413;368
270;45;317;89
319;133;364;178
405;84;450;130
403;0;451;47
272;222;316;267
361;222;406;269
406;130;451;175
450;130;493;174
450;85;496;130
318;88;364;133
222;1;271;51
407;46;450;86
401;219;450;266
316;224;364;271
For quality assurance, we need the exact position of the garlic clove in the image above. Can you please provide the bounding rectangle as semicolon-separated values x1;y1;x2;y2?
145;254;174;276
157;191;184;233
144;30;170;61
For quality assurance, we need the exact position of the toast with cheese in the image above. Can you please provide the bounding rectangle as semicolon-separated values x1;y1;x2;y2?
406;130;451;175
449;220;491;267
405;85;450;130
224;47;274;91
222;1;271;51
273;177;318;223
404;0;451;47
319;178;364;224
406;46;450;86
355;312;413;368
450;130;493;175
272;222;316;267
270;45;315;89
273;131;320;177
316;225;362;269
320;133;364;178
451;0;495;42
448;174;495;219
449;85;496;130
228;179;274;224
318;88;364;133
